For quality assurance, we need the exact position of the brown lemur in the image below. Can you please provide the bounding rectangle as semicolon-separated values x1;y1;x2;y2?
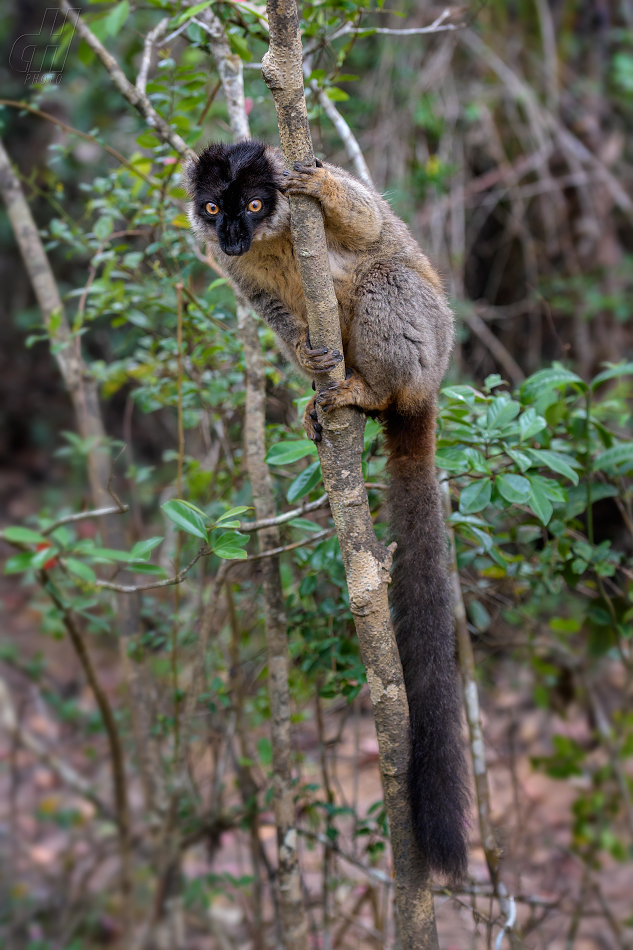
186;140;470;880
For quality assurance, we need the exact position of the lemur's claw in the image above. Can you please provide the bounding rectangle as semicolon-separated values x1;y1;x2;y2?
303;396;322;441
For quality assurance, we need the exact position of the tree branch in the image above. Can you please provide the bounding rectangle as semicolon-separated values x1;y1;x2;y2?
58;1;195;160
261;5;439;947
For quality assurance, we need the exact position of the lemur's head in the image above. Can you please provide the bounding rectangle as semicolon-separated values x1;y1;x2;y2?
186;141;284;256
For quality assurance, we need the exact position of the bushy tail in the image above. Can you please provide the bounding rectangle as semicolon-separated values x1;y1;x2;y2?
385;402;470;881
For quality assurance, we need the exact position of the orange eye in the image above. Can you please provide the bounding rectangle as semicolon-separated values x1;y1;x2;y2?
205;201;219;216
248;198;263;213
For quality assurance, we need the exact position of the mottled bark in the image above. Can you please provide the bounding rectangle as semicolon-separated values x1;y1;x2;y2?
261;6;439;947
197;6;309;942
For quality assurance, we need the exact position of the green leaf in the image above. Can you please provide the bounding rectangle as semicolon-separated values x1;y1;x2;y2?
325;87;349;102
527;449;580;485
527;477;553;525
173;0;214;26
289;518;324;533
2;527;48;545
104;0;130;37
228;32;251;61
485;396;520;430
496;474;531;504
528;474;567;503
591;361;633;389
89;548;136;562
129;563;167;576
468;599;491;632
459;478;492;514
214;546;248;560
435;448;471;473
505;447;532;472
130;537;164;560
65;558;96;584
520;366;586;403
94;216;114;241
4;552;36;574
265;441;318;466
213;531;249;559
161;500;209;540
257;737;272;765
32;547;58;569
564;483;618;520
215;506;252;524
518;407;547;442
594;443;633;473
287;461;322;503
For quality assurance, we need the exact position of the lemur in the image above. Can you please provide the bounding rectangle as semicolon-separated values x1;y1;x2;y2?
186;140;470;880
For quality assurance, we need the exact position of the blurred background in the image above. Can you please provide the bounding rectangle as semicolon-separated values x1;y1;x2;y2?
1;1;633;947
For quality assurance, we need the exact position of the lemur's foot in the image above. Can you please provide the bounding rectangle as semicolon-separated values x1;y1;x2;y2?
281;161;328;198
315;368;357;412
302;396;322;443
296;331;343;374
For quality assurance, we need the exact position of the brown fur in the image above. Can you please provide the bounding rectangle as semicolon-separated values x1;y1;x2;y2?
187;143;470;879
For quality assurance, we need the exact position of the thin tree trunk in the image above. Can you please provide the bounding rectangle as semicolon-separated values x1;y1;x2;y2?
193;8;309;945
0;136;162;853
261;6;439;947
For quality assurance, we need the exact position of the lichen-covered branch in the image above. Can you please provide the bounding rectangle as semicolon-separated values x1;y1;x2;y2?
261;4;439;947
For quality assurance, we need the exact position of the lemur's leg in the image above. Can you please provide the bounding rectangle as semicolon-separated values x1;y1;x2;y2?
303;371;390;442
281;163;382;249
314;369;392;415
249;291;343;374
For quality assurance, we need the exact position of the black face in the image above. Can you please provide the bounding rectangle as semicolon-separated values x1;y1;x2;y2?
189;141;278;256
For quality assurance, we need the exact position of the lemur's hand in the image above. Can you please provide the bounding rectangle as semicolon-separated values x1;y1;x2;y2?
280;160;328;198
295;329;343;374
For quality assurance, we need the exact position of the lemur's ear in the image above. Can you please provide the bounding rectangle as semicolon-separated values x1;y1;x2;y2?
315;157;323;168
182;156;199;197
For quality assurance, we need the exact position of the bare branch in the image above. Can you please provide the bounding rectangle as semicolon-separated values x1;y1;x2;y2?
239;527;334;562
58;1;194;160
460;307;526;385
240;494;329;532
94;546;208;594
136;17;170;95
308;82;372;186
42;505;130;536
0;100;160;187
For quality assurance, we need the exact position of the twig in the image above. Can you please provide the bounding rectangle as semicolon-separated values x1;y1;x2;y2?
58;2;195;160
178;561;230;756
94;546;207;593
298;828;392;887
240;494;328;532
335;8;461;37
583;676;633;838
42;574;132;925
239;528;334;562
441;481;516;937
0;100;160;188
461;307;525;385
136;17;170;95
307;82;372;187
41;505;129;536
458;29;633;222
